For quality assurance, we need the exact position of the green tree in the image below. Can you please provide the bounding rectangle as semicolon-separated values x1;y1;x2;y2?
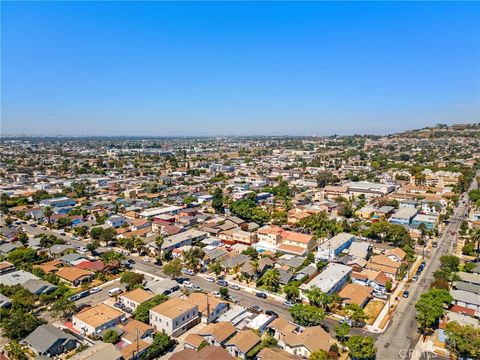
219;286;229;299
143;332;175;360
154;235;164;260
18;232;28;246
4;340;29;360
257;269;281;292
334;321;351;341
103;329;120;343
415;289;453;334
283;283;300;301
51;297;76;318
344;304;368;324
101;250;126;266
208;260;222;276
183;247;205;271
120;271;144;290
90;227;103;240
289;304;326;326
44;206;53;229
445;321;480;359
346;336;376;360
440;255;460;274
0;311;45;340
163;258;182;279
212;188;225;214
242;247;259;260
305;286;334;311
309;349;332;360
134;294;168;323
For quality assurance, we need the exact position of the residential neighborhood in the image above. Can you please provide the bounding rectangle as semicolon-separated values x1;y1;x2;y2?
0;125;478;360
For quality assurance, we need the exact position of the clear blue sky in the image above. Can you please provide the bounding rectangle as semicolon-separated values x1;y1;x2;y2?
2;1;479;136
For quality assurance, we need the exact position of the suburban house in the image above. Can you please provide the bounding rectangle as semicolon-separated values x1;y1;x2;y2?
225;329;261;360
24;324;78;357
338;283;373;307
55;267;94;287
280;326;336;358
187;292;229;323
119;288;155;310
170;346;235;360
69;343;122;360
196;321;237;346
388;208;418;226
72;303;125;336
106;215;127;228
149;297;199;337
277;231;315;256
366;255;402;278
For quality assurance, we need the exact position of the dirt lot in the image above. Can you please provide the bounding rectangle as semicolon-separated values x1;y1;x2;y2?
364;300;385;325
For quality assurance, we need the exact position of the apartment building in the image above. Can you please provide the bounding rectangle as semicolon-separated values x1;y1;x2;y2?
149;297;199;337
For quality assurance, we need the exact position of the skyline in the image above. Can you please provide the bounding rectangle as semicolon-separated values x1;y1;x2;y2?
2;1;479;136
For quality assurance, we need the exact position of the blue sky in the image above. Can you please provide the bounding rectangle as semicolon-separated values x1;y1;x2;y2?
2;1;479;136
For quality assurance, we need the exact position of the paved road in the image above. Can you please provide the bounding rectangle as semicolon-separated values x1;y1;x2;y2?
375;176;476;360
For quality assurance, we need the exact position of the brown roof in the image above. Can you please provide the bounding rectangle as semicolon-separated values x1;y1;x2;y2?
120;288;155;304
0;261;14;271
225;330;260;354
74;304;123;328
120;339;150;360
119;319;153;343
184;333;205;348
150;297;197;319
385;248;406;261
187;292;228;317
268;317;297;335
283;326;335;353
338;283;373;306
369;255;401;269
198;321;236;343
257;348;300;360
56;266;93;282
170;346;234;360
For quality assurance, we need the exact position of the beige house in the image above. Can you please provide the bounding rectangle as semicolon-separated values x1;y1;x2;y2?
119;288;155;310
149;297;199;337
72;304;125;336
225;330;260;360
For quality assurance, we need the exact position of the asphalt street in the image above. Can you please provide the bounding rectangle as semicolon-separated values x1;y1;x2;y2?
375;175;477;360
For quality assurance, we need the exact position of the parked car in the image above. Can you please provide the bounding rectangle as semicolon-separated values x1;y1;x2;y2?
283;300;294;308
373;292;388;300
248;305;263;314
124;307;133;314
213;291;221;298
90;287;102;294
265;310;278;318
320;324;330;333
205;276;215;283
183;281;192;288
403;290;410;298
228;296;238;303
192;285;202;291
255;292;267;299
143;257;150;262
182;268;195;276
230;284;241;291
127;259;135;264
113;302;123;309
217;280;228;287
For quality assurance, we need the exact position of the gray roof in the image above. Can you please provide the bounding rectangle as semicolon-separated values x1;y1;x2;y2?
49;244;75;255
24;324;77;354
451;289;480;306
453;281;480;295
59;253;85;264
278;269;294;285
0;242;23;254
221;254;249;269
22;279;57;295
0;270;39;286
205;247;228;261
278;256;305;269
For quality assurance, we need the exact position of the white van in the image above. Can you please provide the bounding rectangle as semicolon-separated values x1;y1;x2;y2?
108;287;122;297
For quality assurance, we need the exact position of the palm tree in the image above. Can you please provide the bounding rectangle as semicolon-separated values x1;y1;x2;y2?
259;269;280;292
471;227;480;263
44;206;53;229
306;286;333;311
4;340;29;360
155;235;164;260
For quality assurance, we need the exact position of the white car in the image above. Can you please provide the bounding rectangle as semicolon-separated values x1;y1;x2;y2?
205;276;215;283
213;291;221;298
143;257;150;262
183;281;192;288
90;287;102;294
230;284;241;291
